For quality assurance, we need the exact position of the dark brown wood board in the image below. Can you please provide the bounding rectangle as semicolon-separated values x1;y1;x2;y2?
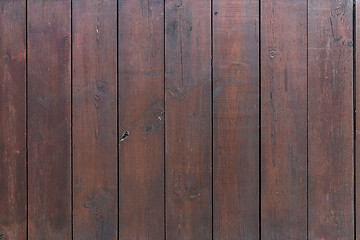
27;0;72;239
165;0;212;239
0;1;27;240
357;0;360;238
72;0;118;239
260;0;308;238
213;0;259;239
308;0;354;239
118;0;165;239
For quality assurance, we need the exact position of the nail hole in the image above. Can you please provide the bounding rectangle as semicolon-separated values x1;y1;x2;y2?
120;131;129;142
269;50;276;58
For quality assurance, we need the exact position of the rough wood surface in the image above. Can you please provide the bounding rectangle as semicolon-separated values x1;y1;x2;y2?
261;0;308;238
2;1;360;239
357;0;360;238
118;0;165;239
308;0;354;239
165;0;212;239
73;0;118;239
0;1;27;239
27;0;72;239
213;0;259;239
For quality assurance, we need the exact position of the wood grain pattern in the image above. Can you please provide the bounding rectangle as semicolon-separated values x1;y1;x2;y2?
357;0;360;239
0;1;27;240
118;0;165;239
73;0;118;239
308;0;354;239
27;0;72;239
165;0;212;239
261;0;308;238
213;0;259;239
2;1;360;239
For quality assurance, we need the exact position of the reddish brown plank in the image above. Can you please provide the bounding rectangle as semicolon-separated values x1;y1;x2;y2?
357;0;360;238
213;0;259;239
260;0;307;238
165;0;212;239
27;0;71;238
73;0;118;239
118;0;165;239
308;0;354;239
0;1;27;239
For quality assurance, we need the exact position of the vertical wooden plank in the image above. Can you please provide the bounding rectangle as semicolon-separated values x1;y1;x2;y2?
308;0;354;239
357;0;360;238
212;0;259;239
261;0;307;238
165;0;212;239
73;0;117;239
0;1;27;239
27;0;71;238
118;0;164;239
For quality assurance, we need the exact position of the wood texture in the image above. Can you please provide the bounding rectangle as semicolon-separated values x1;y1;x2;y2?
2;1;360;239
73;0;118;239
213;0;259;239
357;0;360;239
0;1;27;240
118;0;165;239
165;0;212;239
27;0;72;239
308;0;354;239
261;0;308;238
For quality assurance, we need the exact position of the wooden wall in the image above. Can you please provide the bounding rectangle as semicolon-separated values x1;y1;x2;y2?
0;0;359;239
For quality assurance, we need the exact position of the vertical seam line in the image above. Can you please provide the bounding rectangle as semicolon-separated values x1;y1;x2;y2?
117;0;120;238
306;0;309;238
70;0;74;239
163;0;167;239
26;0;29;238
211;0;214;238
259;0;262;238
354;0;357;239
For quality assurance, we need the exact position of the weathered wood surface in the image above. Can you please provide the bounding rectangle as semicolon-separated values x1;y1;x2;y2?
0;1;27;239
73;0;118;239
308;0;354;239
213;0;259;239
27;0;72;239
118;0;165;239
261;0;308;238
357;0;360;239
1;0;359;239
165;0;212;239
